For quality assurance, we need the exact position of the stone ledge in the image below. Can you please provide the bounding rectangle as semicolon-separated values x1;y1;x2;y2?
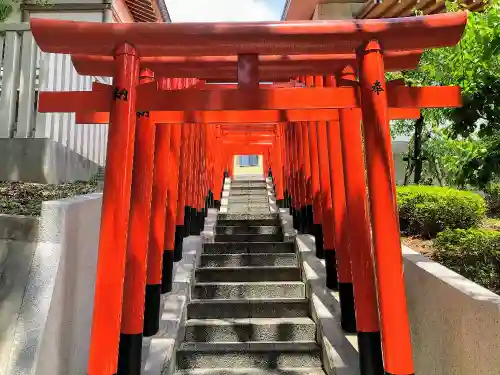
143;210;217;375
294;234;360;375
402;245;500;374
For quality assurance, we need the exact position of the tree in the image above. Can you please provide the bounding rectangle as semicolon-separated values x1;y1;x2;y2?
0;0;51;22
390;0;500;189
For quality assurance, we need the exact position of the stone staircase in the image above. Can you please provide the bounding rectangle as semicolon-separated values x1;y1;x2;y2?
173;177;326;375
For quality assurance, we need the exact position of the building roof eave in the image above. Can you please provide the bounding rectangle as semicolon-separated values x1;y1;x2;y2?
156;0;172;22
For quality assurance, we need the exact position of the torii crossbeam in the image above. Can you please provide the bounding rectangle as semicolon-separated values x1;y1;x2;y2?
29;11;468;375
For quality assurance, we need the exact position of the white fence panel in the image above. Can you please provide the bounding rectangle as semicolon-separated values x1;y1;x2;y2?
0;23;110;166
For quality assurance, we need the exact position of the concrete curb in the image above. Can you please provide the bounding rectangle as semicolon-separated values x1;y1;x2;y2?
143;209;217;375
278;209;359;375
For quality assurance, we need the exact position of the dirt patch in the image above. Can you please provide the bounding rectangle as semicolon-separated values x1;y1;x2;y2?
401;236;435;257
0;180;98;217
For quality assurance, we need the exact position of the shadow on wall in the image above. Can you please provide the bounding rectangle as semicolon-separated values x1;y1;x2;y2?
0;138;100;184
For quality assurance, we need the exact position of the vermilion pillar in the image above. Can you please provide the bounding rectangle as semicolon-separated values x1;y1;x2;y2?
338;68;383;375
274;129;285;206
117;69;156;375
324;75;356;333
88;43;139;375
144;123;171;337
184;125;194;235
291;123;301;229
300;120;313;234
174;124;188;261
307;80;324;258
358;40;415;375
296;121;307;232
162;122;182;293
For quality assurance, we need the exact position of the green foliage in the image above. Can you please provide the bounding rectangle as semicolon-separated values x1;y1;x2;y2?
484;183;500;217
433;228;500;294
389;2;500;188
397;185;486;238
0;0;51;22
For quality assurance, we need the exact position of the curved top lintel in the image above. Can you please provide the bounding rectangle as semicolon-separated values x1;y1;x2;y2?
31;12;467;57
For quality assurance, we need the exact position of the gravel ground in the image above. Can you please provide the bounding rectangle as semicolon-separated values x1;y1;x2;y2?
0;180;98;216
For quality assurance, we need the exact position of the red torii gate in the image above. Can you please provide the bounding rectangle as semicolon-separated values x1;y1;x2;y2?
29;11;468;375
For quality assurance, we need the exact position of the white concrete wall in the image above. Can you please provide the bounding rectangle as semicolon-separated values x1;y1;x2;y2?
312;2;365;20
402;246;500;375
3;194;102;375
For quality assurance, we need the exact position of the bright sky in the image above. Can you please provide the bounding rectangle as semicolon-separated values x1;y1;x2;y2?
164;0;286;22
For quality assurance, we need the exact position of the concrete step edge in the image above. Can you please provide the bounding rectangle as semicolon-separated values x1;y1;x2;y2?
178;341;320;352
185;317;315;326
174;367;326;375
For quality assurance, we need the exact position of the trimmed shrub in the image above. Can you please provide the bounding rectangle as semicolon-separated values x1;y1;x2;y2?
396;185;486;238
485;183;500;217
433;228;500;294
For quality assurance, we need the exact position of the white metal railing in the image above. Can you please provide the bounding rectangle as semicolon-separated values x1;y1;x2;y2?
0;23;110;166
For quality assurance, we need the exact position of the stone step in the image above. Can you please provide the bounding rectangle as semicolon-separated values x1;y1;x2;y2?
216;219;280;227
202;242;294;255
230;183;267;187
184;317;316;342
214;234;283;243
228;197;270;203
226;206;270;213
217;213;279;222
187;298;310;319
215;226;281;235
230;187;268;192
230;190;270;196
192;281;305;300
176;341;322;370
227;208;271;215
195;266;301;282
198;253;298;268
174;368;326;375
227;202;269;208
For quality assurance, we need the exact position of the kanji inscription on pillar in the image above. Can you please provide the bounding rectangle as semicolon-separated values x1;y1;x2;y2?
371;80;384;95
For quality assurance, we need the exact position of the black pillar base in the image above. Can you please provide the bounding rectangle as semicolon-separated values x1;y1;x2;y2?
197;211;205;234
299;206;308;233
268;168;272;178
292;207;299;230
325;250;339;290
289;201;293;216
223;170;229;178
190;207;198;235
276;199;285;208
358;331;384;375
313;223;324;259
339;282;357;333
117;333;143;375
183;206;191;238
173;225;184;262
161;250;174;294
143;284;161;337
305;204;314;234
214;200;221;210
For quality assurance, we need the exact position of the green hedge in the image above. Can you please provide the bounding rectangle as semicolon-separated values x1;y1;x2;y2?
485;183;500;217
433;229;500;294
397;185;486;238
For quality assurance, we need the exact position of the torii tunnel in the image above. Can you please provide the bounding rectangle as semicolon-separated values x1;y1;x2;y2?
30;11;467;375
